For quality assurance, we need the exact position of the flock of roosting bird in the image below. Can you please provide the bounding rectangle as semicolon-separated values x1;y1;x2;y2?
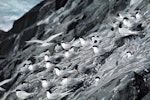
1;9;149;100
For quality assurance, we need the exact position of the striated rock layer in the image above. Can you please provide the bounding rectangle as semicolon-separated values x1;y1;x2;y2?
0;0;150;100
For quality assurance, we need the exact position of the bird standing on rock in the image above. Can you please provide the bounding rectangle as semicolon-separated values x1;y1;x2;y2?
40;79;55;90
75;63;96;75
94;76;100;86
135;11;146;21
19;64;30;74
61;41;72;50
61;76;84;89
15;89;37;100
46;89;70;100
45;61;56;71
92;45;105;55
15;81;31;91
28;63;38;72
79;37;91;47
54;44;63;52
118;23;140;36
54;67;77;77
64;47;77;60
44;54;50;62
122;17;137;29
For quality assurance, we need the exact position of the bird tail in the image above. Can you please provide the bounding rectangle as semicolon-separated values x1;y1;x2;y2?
70;38;75;44
130;30;140;35
61;90;72;97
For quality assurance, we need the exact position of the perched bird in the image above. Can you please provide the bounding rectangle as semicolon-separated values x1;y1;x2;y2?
28;63;38;72
46;89;70;100
54;67;77;77
126;51;133;58
135;11;145;21
44;54;50;62
23;60;32;65
106;27;116;38
79;37;91;47
15;89;37;100
118;23;140;36
109;21;120;29
94;76;100;86
69;46;75;52
61;77;84;89
122;17;137;29
118;27;140;36
71;39;81;47
90;35;102;46
61;38;80;50
15;81;31;91
91;35;101;42
61;41;72;50
40;79;55;90
64;48;77;60
92;45;105;55
75;63;96;75
44;54;64;64
45;61;55;71
121;51;133;59
19;64;30;74
54;44;63;52
115;13;124;21
92;45;100;54
34;50;50;59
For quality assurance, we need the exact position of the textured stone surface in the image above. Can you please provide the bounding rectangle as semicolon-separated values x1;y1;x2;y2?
0;0;150;100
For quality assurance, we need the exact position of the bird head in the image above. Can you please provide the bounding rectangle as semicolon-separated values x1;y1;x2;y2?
41;78;47;81
74;64;79;70
54;67;60;70
123;17;128;20
54;67;60;74
93;40;98;43
15;89;21;92
21;80;29;84
92;45;98;48
118;22;122;28
47;89;52;93
111;27;114;31
95;76;100;81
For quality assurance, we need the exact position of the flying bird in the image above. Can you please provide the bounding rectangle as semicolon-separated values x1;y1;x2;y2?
26;32;64;46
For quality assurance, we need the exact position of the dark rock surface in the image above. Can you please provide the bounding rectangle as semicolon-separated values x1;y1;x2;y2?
0;0;150;100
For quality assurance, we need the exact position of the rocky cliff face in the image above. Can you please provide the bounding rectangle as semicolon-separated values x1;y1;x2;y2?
0;0;150;100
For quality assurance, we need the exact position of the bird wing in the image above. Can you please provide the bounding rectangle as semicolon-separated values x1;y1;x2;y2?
72;39;81;47
45;32;64;43
0;78;12;86
124;28;139;35
26;40;43;44
60;92;70;98
0;87;6;91
39;43;54;47
17;91;32;99
119;28;139;36
70;38;75;44
24;60;32;64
